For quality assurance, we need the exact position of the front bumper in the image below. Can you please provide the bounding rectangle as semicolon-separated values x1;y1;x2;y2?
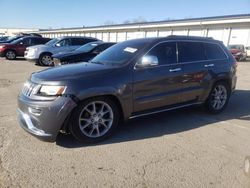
17;94;77;142
0;51;5;57
24;51;38;62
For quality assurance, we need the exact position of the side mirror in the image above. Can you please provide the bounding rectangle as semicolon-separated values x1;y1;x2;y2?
55;43;61;47
19;42;23;45
136;55;159;68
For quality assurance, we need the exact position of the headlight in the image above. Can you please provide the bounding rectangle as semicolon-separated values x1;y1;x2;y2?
235;52;241;56
0;46;4;49
28;48;37;55
39;85;66;96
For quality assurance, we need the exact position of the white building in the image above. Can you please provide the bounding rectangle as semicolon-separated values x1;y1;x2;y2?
29;14;250;46
0;28;39;36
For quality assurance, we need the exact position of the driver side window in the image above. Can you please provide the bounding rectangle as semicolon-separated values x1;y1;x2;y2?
57;39;72;47
147;42;177;65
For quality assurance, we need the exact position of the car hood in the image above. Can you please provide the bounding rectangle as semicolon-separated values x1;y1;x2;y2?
0;43;13;47
31;62;114;83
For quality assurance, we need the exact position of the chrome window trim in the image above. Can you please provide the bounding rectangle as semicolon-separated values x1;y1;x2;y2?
134;39;229;70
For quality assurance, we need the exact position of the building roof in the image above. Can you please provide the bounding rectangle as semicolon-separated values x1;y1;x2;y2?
38;14;250;32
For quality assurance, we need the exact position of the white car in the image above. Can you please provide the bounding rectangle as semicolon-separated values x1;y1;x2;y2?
24;36;99;66
246;46;250;57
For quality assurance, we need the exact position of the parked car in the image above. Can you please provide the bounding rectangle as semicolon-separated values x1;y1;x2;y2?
52;41;115;66
17;36;237;143
246;46;250;57
228;44;247;61
24;36;100;66
0;36;51;60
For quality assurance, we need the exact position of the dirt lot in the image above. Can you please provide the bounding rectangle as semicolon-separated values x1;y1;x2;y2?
0;57;250;188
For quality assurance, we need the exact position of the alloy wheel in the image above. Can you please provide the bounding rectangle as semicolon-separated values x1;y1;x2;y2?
78;101;114;138
6;51;16;60
41;55;52;66
210;85;228;110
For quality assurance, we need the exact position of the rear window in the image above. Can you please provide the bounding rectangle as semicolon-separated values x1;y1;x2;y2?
178;42;206;62
204;43;227;60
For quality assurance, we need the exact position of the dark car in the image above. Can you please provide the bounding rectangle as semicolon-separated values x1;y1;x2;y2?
0;36;51;60
228;44;247;61
52;41;115;66
17;36;237;143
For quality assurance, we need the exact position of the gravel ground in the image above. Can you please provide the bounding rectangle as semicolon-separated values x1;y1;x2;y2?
0;57;250;188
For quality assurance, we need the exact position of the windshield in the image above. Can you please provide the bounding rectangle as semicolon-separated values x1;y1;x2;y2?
228;45;243;50
91;40;149;65
6;36;20;42
46;38;60;46
75;42;102;53
10;38;24;44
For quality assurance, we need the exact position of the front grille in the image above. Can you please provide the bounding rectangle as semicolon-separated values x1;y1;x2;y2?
22;81;40;97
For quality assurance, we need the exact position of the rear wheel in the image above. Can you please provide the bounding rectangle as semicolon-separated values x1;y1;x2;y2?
5;50;16;60
69;97;120;143
206;82;230;114
39;53;53;66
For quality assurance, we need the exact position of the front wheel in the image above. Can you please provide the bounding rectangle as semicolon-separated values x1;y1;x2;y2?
206;82;230;114
5;50;16;60
39;53;53;66
69;97;120;143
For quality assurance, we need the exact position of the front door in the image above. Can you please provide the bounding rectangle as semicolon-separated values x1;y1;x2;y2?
133;42;183;112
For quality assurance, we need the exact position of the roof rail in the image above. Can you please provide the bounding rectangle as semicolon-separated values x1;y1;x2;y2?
167;35;214;40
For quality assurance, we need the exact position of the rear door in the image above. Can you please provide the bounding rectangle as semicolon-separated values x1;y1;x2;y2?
133;42;183;112
177;41;208;103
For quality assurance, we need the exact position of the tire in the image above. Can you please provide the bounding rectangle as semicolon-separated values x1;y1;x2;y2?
39;53;53;66
69;97;120;143
5;50;16;60
206;81;230;114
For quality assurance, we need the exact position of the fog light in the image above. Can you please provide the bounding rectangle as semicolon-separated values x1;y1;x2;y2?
28;107;42;116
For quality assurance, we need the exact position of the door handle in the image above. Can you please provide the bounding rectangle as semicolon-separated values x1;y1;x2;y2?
169;68;181;72
204;64;214;67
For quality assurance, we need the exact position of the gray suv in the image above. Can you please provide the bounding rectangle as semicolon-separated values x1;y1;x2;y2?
24;36;99;66
17;36;237;143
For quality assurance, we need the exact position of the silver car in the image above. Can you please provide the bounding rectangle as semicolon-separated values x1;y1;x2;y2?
24;36;99;66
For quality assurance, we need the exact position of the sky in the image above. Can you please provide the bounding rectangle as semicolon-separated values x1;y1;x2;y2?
0;0;249;29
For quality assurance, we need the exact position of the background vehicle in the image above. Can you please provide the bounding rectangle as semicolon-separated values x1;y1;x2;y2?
53;41;115;66
228;44;247;61
17;36;237;143
24;36;100;66
246;46;250;57
0;36;51;60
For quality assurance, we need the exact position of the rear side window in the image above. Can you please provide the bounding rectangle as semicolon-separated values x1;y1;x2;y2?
147;42;177;65
204;43;227;60
178;42;206;62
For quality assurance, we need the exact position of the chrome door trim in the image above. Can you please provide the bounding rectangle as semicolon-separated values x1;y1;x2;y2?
129;102;203;119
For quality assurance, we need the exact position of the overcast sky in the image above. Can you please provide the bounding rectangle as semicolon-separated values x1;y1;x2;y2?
0;0;249;29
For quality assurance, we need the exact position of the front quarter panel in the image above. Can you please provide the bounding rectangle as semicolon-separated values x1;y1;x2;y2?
71;67;133;120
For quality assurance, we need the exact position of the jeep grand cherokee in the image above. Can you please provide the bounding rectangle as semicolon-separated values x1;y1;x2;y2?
17;36;237;143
